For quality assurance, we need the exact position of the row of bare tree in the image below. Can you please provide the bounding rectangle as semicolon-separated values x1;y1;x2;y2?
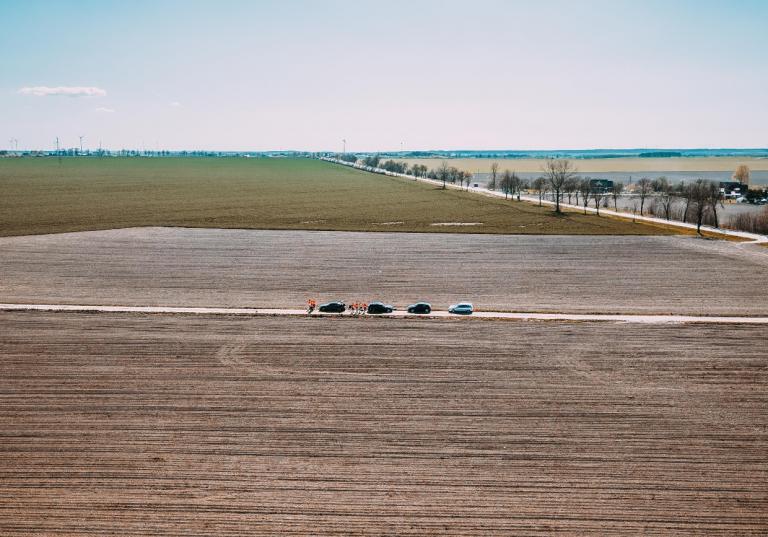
342;155;741;235
488;160;622;216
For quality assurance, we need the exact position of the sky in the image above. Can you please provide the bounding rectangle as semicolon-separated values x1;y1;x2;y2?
1;0;766;152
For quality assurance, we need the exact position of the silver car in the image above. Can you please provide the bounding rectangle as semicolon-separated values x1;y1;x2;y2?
448;302;473;315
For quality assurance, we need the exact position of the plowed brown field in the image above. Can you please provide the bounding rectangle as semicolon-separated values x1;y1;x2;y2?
1;312;766;536
2;228;768;315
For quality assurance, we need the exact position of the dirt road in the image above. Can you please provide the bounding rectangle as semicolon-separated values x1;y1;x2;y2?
3;302;768;324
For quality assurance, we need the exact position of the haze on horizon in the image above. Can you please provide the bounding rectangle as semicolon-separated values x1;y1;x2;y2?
1;0;766;152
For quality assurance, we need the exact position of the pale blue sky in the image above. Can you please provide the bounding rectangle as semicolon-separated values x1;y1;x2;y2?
1;0;766;151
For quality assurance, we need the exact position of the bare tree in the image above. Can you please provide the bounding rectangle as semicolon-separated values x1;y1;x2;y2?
637;177;653;215
691;179;709;234
657;182;675;220
448;166;461;186
733;164;751;186
578;179;591;214
411;164;427;179
564;177;578;204
509;172;524;201
542;159;576;213
677;181;694;223
532;177;547;206
610;181;623;211
499;170;512;199
488;162;499;191
652;176;669;193
437;161;450;189
706;180;724;228
463;171;473;191
591;181;605;216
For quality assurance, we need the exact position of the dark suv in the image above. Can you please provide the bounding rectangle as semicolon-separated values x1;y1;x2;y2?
318;301;346;313
407;302;432;314
367;301;395;314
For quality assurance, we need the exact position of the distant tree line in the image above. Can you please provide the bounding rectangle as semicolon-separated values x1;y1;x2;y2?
336;154;765;235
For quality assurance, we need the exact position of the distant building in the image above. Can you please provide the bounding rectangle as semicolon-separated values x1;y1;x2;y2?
719;181;748;199
589;179;614;193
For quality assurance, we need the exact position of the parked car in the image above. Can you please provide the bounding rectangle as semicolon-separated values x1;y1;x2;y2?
367;301;395;314
318;301;346;313
448;302;473;315
407;302;432;314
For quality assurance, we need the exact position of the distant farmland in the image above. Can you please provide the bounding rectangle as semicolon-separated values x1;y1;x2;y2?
392;156;768;175
0;157;673;237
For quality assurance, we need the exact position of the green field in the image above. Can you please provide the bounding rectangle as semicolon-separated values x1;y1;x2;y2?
0;157;673;237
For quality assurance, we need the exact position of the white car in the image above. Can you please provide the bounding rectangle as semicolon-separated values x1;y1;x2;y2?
448;302;474;315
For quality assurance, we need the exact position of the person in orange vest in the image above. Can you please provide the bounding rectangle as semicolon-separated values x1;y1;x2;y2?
361;302;368;315
307;299;316;314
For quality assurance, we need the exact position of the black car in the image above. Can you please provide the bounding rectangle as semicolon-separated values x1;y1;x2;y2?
367;301;395;314
407;302;432;314
318;301;346;313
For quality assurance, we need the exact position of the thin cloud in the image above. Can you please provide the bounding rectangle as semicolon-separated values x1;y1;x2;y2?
95;107;115;113
18;86;107;97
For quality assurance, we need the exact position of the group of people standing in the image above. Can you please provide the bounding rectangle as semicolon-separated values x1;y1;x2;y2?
306;299;368;315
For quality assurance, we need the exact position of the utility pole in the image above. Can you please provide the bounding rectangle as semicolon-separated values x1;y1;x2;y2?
55;137;60;155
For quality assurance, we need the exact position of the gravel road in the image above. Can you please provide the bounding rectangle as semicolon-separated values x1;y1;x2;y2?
3;302;768;324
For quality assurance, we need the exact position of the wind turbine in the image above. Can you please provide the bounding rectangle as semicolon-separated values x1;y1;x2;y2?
55;137;60;154
342;139;346;154
79;135;85;155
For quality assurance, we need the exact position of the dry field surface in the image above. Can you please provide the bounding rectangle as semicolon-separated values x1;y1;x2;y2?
394;157;768;174
1;311;766;535
2;228;767;315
